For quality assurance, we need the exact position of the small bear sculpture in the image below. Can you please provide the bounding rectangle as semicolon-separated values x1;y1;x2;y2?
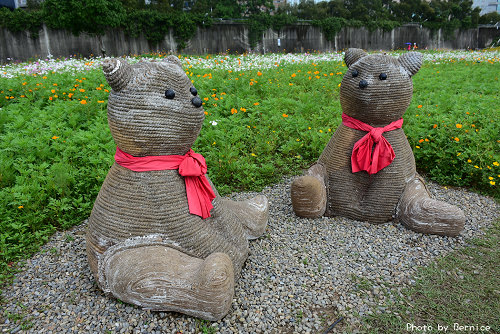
86;56;269;321
291;48;465;236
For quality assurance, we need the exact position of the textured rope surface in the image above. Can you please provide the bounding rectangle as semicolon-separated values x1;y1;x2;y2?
87;57;251;282
317;49;421;222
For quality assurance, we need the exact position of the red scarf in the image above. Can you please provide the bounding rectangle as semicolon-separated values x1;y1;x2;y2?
342;113;403;175
114;147;216;219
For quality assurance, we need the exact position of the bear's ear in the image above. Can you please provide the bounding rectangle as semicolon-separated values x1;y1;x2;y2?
398;52;423;77
344;48;368;68
164;55;183;69
102;58;133;92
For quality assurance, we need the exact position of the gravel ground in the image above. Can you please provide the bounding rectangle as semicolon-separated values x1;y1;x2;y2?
1;177;498;334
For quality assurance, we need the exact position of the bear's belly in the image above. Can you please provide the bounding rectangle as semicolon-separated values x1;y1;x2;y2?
318;125;416;223
86;164;248;278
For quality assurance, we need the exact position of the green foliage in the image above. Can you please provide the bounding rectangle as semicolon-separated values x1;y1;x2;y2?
0;53;498;288
42;0;126;36
406;60;499;195
312;17;345;41
0;0;485;48
123;10;172;45
247;13;272;48
479;12;500;25
172;13;212;50
123;10;212;49
271;13;298;32
0;7;43;38
0;70;114;284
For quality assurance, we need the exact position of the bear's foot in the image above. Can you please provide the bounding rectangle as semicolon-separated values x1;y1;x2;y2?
291;164;327;218
101;245;234;321
223;195;269;240
396;177;465;236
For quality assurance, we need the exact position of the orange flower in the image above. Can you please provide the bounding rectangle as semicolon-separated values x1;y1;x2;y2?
97;100;104;103
240;107;246;112
282;113;288;118
249;82;254;86
454;137;460;142
49;96;53;101
231;108;238;114
52;136;59;139
419;139;424;143
254;102;259;106
51;89;56;93
68;93;74;98
79;89;85;93
204;97;209;101
433;124;438;128
257;71;262;76
417;105;423;108
80;100;87;105
291;73;296;78
456;124;462;128
18;205;23;209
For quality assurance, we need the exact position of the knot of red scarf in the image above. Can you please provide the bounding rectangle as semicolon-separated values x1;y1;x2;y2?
114;147;216;219
341;113;403;175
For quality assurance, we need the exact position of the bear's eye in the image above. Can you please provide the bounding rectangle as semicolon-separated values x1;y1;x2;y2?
190;87;198;96
165;89;175;99
352;69;359;78
379;73;387;80
191;96;202;108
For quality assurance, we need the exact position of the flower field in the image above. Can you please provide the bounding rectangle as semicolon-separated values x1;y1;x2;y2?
0;49;499;283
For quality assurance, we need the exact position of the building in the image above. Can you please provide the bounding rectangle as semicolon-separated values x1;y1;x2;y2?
273;0;287;10
473;0;500;15
0;0;27;9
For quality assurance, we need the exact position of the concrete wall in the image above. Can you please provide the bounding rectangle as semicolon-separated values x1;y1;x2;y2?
1;22;499;63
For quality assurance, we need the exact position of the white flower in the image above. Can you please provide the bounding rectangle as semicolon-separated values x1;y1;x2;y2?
210;120;218;126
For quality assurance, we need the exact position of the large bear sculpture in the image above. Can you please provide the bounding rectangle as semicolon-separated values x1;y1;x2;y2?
291;48;465;236
86;56;269;321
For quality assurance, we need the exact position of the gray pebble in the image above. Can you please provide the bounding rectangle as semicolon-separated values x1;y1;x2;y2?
1;177;497;333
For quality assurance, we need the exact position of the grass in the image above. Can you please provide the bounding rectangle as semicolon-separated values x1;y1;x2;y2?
360;220;500;333
0;51;498;330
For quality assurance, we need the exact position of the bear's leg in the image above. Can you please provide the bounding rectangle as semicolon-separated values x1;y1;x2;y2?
291;164;327;218
101;245;234;321
221;195;269;240
396;176;465;236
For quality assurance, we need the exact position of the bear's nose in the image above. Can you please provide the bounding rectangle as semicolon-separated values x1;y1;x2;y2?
359;80;368;89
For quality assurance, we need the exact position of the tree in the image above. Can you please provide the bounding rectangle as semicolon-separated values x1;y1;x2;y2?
213;0;242;18
42;0;126;55
119;0;147;11
241;0;274;16
479;11;500;25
